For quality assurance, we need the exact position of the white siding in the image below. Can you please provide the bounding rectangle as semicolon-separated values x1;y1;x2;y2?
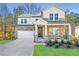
17;18;36;25
43;7;65;19
17;7;65;25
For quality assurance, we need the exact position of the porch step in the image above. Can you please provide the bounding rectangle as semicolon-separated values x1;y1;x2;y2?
36;37;45;43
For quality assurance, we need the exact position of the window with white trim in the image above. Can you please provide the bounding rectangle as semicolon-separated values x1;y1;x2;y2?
21;19;27;24
55;13;58;20
50;28;60;35
24;19;27;24
49;13;59;21
21;19;23;24
50;13;53;20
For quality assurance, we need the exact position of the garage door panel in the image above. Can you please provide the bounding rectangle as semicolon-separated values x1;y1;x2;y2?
17;31;34;39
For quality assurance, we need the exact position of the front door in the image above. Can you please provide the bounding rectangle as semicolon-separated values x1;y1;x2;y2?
38;27;43;37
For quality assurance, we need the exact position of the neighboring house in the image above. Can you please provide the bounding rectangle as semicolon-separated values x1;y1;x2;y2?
16;6;74;42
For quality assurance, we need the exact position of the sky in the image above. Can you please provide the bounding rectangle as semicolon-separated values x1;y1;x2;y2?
5;3;79;13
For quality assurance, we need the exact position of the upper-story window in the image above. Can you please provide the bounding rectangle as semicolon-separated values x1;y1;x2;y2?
21;19;27;24
55;13;58;20
50;13;53;20
21;19;23;24
24;19;27;24
49;13;59;21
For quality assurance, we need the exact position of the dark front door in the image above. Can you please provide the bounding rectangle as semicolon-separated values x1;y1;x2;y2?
38;27;43;37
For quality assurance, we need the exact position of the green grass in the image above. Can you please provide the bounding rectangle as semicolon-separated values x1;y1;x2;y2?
0;40;12;45
33;45;79;56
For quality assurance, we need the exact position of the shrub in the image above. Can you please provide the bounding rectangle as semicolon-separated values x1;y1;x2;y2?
66;40;72;48
59;42;63;46
77;36;79;40
54;40;58;44
72;35;77;42
66;44;71;48
52;41;55;45
46;40;53;47
54;44;59;48
75;41;79;47
61;40;65;44
67;40;72;45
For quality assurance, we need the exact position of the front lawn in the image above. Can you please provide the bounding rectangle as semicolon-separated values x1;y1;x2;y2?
33;45;79;56
0;40;12;45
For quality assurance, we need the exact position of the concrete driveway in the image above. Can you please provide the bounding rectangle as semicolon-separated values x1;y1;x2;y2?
0;31;34;56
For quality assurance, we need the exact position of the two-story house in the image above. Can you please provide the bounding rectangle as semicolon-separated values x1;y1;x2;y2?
16;6;72;42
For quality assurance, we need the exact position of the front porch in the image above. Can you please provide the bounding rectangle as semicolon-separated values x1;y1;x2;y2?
34;24;72;43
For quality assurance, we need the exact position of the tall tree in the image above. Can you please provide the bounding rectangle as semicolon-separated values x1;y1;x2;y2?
13;5;25;16
65;9;70;14
0;4;10;19
65;12;79;36
24;3;41;14
0;16;3;40
13;3;41;25
13;5;26;25
66;12;78;24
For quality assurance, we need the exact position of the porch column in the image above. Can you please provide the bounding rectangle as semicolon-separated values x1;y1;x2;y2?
69;24;72;40
45;24;48;40
35;24;38;41
35;24;38;36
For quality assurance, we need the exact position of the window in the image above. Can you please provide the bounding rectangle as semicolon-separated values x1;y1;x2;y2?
21;19;27;24
49;13;59;21
51;28;59;35
50;14;53;20
21;19;23;24
24;19;27;24
55;13;58;20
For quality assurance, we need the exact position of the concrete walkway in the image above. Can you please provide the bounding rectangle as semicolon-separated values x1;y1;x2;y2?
0;37;34;56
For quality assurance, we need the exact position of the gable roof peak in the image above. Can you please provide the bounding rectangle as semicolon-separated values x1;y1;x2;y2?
42;6;65;12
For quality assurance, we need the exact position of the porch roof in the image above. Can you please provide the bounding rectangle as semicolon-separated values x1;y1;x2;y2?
34;19;47;25
75;26;79;28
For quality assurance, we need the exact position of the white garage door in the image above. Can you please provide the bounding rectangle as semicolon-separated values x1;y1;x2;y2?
17;31;34;39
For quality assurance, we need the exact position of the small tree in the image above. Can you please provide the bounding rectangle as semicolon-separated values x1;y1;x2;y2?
5;15;14;40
